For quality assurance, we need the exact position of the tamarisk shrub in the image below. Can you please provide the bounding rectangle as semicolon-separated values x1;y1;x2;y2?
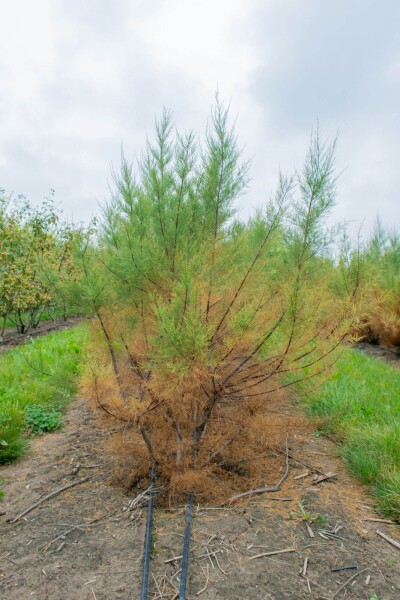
76;99;360;500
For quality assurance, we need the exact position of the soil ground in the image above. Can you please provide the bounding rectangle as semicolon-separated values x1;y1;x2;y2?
355;342;400;369
1;397;399;600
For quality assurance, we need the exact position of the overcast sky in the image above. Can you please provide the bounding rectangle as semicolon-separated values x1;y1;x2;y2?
1;0;399;237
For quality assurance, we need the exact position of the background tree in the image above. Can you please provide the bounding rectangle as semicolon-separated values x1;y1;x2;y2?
352;218;400;347
0;190;84;339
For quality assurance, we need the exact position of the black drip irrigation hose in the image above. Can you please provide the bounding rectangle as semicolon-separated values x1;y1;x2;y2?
179;493;194;600
140;468;194;600
140;463;156;600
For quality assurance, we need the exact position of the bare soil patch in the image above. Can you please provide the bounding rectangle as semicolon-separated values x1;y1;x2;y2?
0;399;399;600
355;342;400;369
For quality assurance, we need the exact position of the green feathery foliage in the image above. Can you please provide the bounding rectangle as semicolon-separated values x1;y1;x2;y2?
72;98;359;498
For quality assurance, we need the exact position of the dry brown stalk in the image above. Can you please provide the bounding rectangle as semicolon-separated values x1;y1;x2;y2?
362;518;395;524
44;511;111;550
317;568;367;600
376;529;400;550
227;437;289;504
249;547;296;560
301;556;308;577
11;477;90;523
196;565;210;596
306;523;314;538
294;471;310;480
164;555;183;564
312;472;337;485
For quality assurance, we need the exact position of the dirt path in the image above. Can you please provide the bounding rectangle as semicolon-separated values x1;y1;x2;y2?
0;399;399;600
355;342;400;369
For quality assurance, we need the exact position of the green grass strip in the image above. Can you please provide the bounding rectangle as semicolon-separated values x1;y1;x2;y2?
301;348;400;519
0;326;86;463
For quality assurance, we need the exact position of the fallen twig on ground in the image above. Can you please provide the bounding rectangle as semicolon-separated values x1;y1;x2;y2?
227;438;289;504
306;523;314;538
1;555;18;565
264;497;292;502
43;511;110;551
164;555;183;564
318;526;343;540
362;518;394;524
376;529;400;550
318;568;367;600
55;541;66;553
211;549;226;574
10;477;90;523
275;450;326;476
70;463;81;475
125;486;152;512
196;565;210;596
294;471;310;480
312;472;337;485
300;556;308;577
249;547;296;560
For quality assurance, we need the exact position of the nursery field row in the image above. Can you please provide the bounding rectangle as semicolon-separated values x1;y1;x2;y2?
301;348;400;519
0;326;85;463
0;325;399;519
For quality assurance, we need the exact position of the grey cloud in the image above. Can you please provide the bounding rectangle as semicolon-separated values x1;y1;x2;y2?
245;0;400;232
252;1;400;130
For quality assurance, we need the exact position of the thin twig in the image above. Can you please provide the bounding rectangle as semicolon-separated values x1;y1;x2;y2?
263;497;292;502
11;477;90;523
164;555;183;564
249;547;296;560
301;556;308;577
44;512;110;550
276;451;326;476
311;472;337;485
1;555;18;565
376;529;400;550
55;541;66;553
362;518;395;524
228;437;289;504
152;572;163;598
212;550;226;575
326;568;367;600
196;565;210;596
294;471;310;480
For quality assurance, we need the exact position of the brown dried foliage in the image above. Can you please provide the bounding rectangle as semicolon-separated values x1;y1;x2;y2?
80;305;330;504
353;289;400;348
